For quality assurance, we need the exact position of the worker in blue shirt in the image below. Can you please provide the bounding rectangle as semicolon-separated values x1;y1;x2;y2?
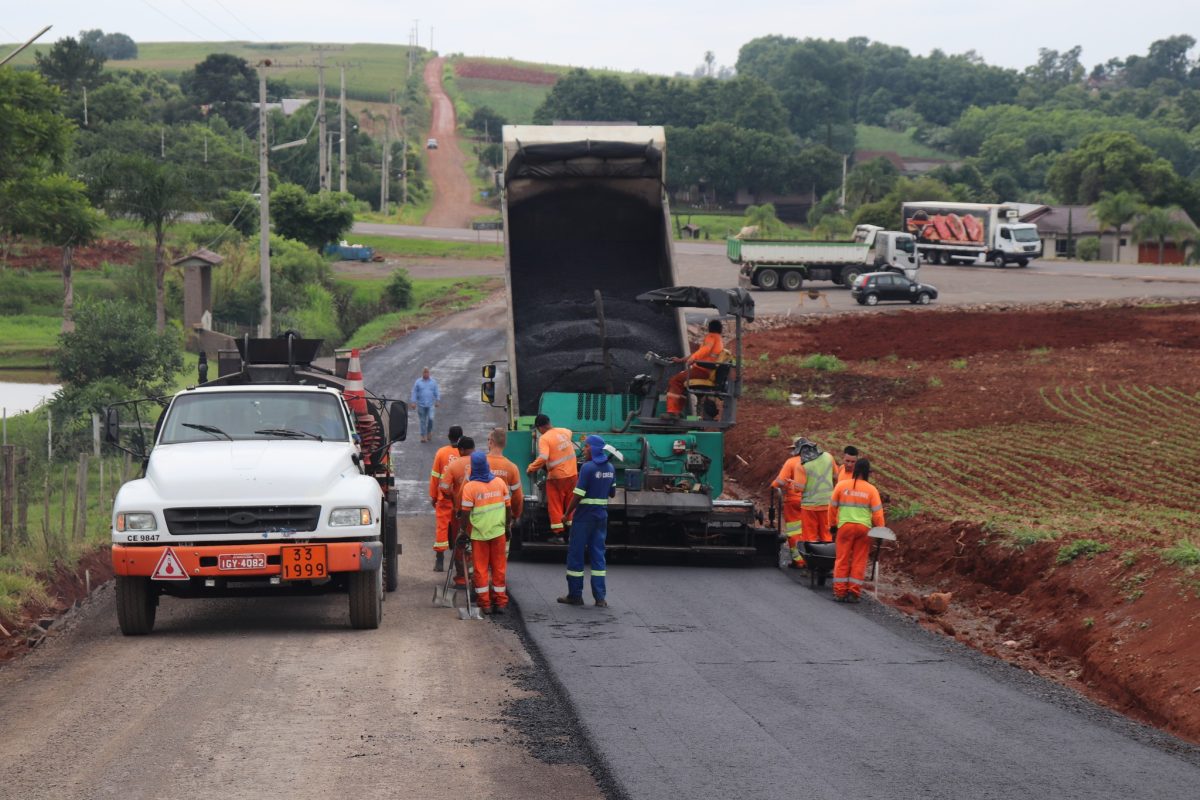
410;367;441;443
558;434;616;608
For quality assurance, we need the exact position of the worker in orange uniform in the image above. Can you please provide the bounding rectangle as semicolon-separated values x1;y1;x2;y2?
665;319;724;417
772;438;807;569
525;414;577;544
429;425;464;572
836;445;860;483
440;436;476;587
457;451;513;615
829;457;886;603
790;438;838;548
486;428;524;523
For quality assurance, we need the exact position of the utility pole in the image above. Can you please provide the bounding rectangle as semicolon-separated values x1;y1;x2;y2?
82;85;88;127
258;64;272;337
839;154;848;213
401;114;408;206
317;52;328;192
380;91;392;214
339;66;348;193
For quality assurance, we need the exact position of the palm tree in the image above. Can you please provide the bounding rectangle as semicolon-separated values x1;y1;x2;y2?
1130;206;1198;265
1092;191;1144;263
744;204;782;237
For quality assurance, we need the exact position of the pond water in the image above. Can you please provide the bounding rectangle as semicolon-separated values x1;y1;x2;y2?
0;370;60;416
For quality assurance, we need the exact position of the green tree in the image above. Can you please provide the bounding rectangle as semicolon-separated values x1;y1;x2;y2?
35;37;106;96
1092;191;1145;262
94;154;196;331
1047;131;1180;204
79;29;138;60
180;53;257;127
812;214;854;241
23;175;104;332
210;190;259;238
467;106;507;142
743;204;782;236
1131;206;1197;264
54;299;182;391
270;183;355;250
845;157;899;208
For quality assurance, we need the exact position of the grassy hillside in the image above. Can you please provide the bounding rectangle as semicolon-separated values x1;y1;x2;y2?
7;41;424;103
455;78;551;125
855;124;952;159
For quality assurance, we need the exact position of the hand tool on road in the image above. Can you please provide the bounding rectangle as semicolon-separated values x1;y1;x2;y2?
457;538;485;620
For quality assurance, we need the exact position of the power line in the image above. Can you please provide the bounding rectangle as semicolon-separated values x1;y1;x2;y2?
179;0;241;41
138;0;206;40
212;0;264;41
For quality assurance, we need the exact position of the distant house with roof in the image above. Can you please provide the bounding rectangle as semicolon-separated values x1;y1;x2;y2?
1024;205;1197;264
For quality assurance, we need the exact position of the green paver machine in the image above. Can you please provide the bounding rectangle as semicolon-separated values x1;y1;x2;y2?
480;125;774;556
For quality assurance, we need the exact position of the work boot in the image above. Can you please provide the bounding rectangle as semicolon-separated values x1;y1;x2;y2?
789;560;806;570
557;595;584;606
833;593;849;603
479;605;492;616
847;594;861;604
492;606;506;616
434;552;445;572
594;599;608;608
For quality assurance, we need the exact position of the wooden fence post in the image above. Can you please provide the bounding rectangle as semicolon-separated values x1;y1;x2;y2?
42;473;51;551
0;444;12;555
60;464;69;541
74;453;89;541
16;449;28;546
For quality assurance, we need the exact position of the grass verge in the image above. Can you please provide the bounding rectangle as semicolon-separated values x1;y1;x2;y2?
340;233;502;260
342;277;501;350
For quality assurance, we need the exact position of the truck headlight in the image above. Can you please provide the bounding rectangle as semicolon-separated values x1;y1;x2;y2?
117;512;157;532
329;507;372;526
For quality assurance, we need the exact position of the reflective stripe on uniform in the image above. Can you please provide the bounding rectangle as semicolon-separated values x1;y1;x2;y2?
431;470;441;478
784;519;803;533
566;569;585;578
492;585;506;593
832;577;851;584
591;570;606;577
847;577;864;585
580;498;607;506
509;484;520;492
550;522;564;530
801;453;835;506
573;487;587;496
547;455;573;468
475;586;489;594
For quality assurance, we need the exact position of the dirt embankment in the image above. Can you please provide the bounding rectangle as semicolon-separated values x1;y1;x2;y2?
0;548;113;663
727;301;1200;744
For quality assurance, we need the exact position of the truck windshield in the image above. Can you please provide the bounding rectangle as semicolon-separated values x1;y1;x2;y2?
159;391;348;444
896;236;915;253
1013;228;1040;242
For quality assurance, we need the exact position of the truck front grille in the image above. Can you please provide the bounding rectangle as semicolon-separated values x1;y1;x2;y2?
163;505;321;535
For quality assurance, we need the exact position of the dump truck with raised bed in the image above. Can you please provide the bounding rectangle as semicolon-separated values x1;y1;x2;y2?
730;224;919;290
902;201;1042;267
482;124;773;555
103;334;408;634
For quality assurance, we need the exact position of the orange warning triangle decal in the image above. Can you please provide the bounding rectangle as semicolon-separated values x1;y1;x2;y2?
151;548;189;581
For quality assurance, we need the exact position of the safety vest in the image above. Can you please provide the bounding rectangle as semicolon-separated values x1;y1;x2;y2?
461;476;510;541
832;480;884;527
539;428;578;479
801;452;836;507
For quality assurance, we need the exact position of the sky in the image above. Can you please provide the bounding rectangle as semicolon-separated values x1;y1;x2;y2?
1;1;1193;76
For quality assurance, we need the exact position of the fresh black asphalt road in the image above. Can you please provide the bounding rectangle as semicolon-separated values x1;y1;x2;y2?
508;561;1200;799
360;303;1200;798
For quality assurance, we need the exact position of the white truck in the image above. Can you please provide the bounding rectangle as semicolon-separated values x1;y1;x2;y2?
902;201;1042;267
104;335;407;634
729;224;919;290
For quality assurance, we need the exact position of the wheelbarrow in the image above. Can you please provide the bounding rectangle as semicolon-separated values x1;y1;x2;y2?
802;540;838;588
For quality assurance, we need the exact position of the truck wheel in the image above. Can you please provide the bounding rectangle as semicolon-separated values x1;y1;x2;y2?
349;567;382;629
928;250;941;265
1018;258;1029;267
781;271;803;291
864;294;879;306
756;269;779;290
116;576;157;635
841;268;862;288
382;501;398;593
992;254;1007;269
916;292;931;305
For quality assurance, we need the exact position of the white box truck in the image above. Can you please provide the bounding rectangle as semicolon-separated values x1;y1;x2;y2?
902;201;1042;267
728;224;919;290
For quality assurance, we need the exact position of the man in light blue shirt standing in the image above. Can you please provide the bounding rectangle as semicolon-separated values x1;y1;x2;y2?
410;366;441;442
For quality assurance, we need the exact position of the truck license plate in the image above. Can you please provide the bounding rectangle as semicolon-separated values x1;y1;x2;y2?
218;553;267;571
281;545;328;580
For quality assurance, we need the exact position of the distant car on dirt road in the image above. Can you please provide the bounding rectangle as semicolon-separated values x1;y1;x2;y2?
426;138;438;149
850;272;939;306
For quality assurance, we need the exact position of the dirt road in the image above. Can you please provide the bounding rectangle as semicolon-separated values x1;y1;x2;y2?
423;57;493;228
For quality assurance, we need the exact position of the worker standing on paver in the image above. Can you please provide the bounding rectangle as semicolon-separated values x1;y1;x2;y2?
773;439;808;569
458;451;513;616
410;367;441;443
442;436;477;587
486;428;524;523
526;414;577;544
429;425;464;572
558;434;616;608
790;438;838;546
829;458;886;603
836;445;860;483
665;319;724;418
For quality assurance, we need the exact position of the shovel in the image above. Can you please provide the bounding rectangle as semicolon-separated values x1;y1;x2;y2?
432;555;458;608
457;539;484;620
867;526;896;596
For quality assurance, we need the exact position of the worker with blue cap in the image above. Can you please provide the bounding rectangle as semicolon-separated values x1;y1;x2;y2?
558;434;617;607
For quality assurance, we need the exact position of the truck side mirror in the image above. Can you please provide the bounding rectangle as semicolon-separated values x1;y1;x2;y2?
104;406;121;445
388;401;408;442
481;380;496;405
481;364;496;379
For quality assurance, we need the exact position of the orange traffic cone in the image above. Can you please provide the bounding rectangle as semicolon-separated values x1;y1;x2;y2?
344;348;368;416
